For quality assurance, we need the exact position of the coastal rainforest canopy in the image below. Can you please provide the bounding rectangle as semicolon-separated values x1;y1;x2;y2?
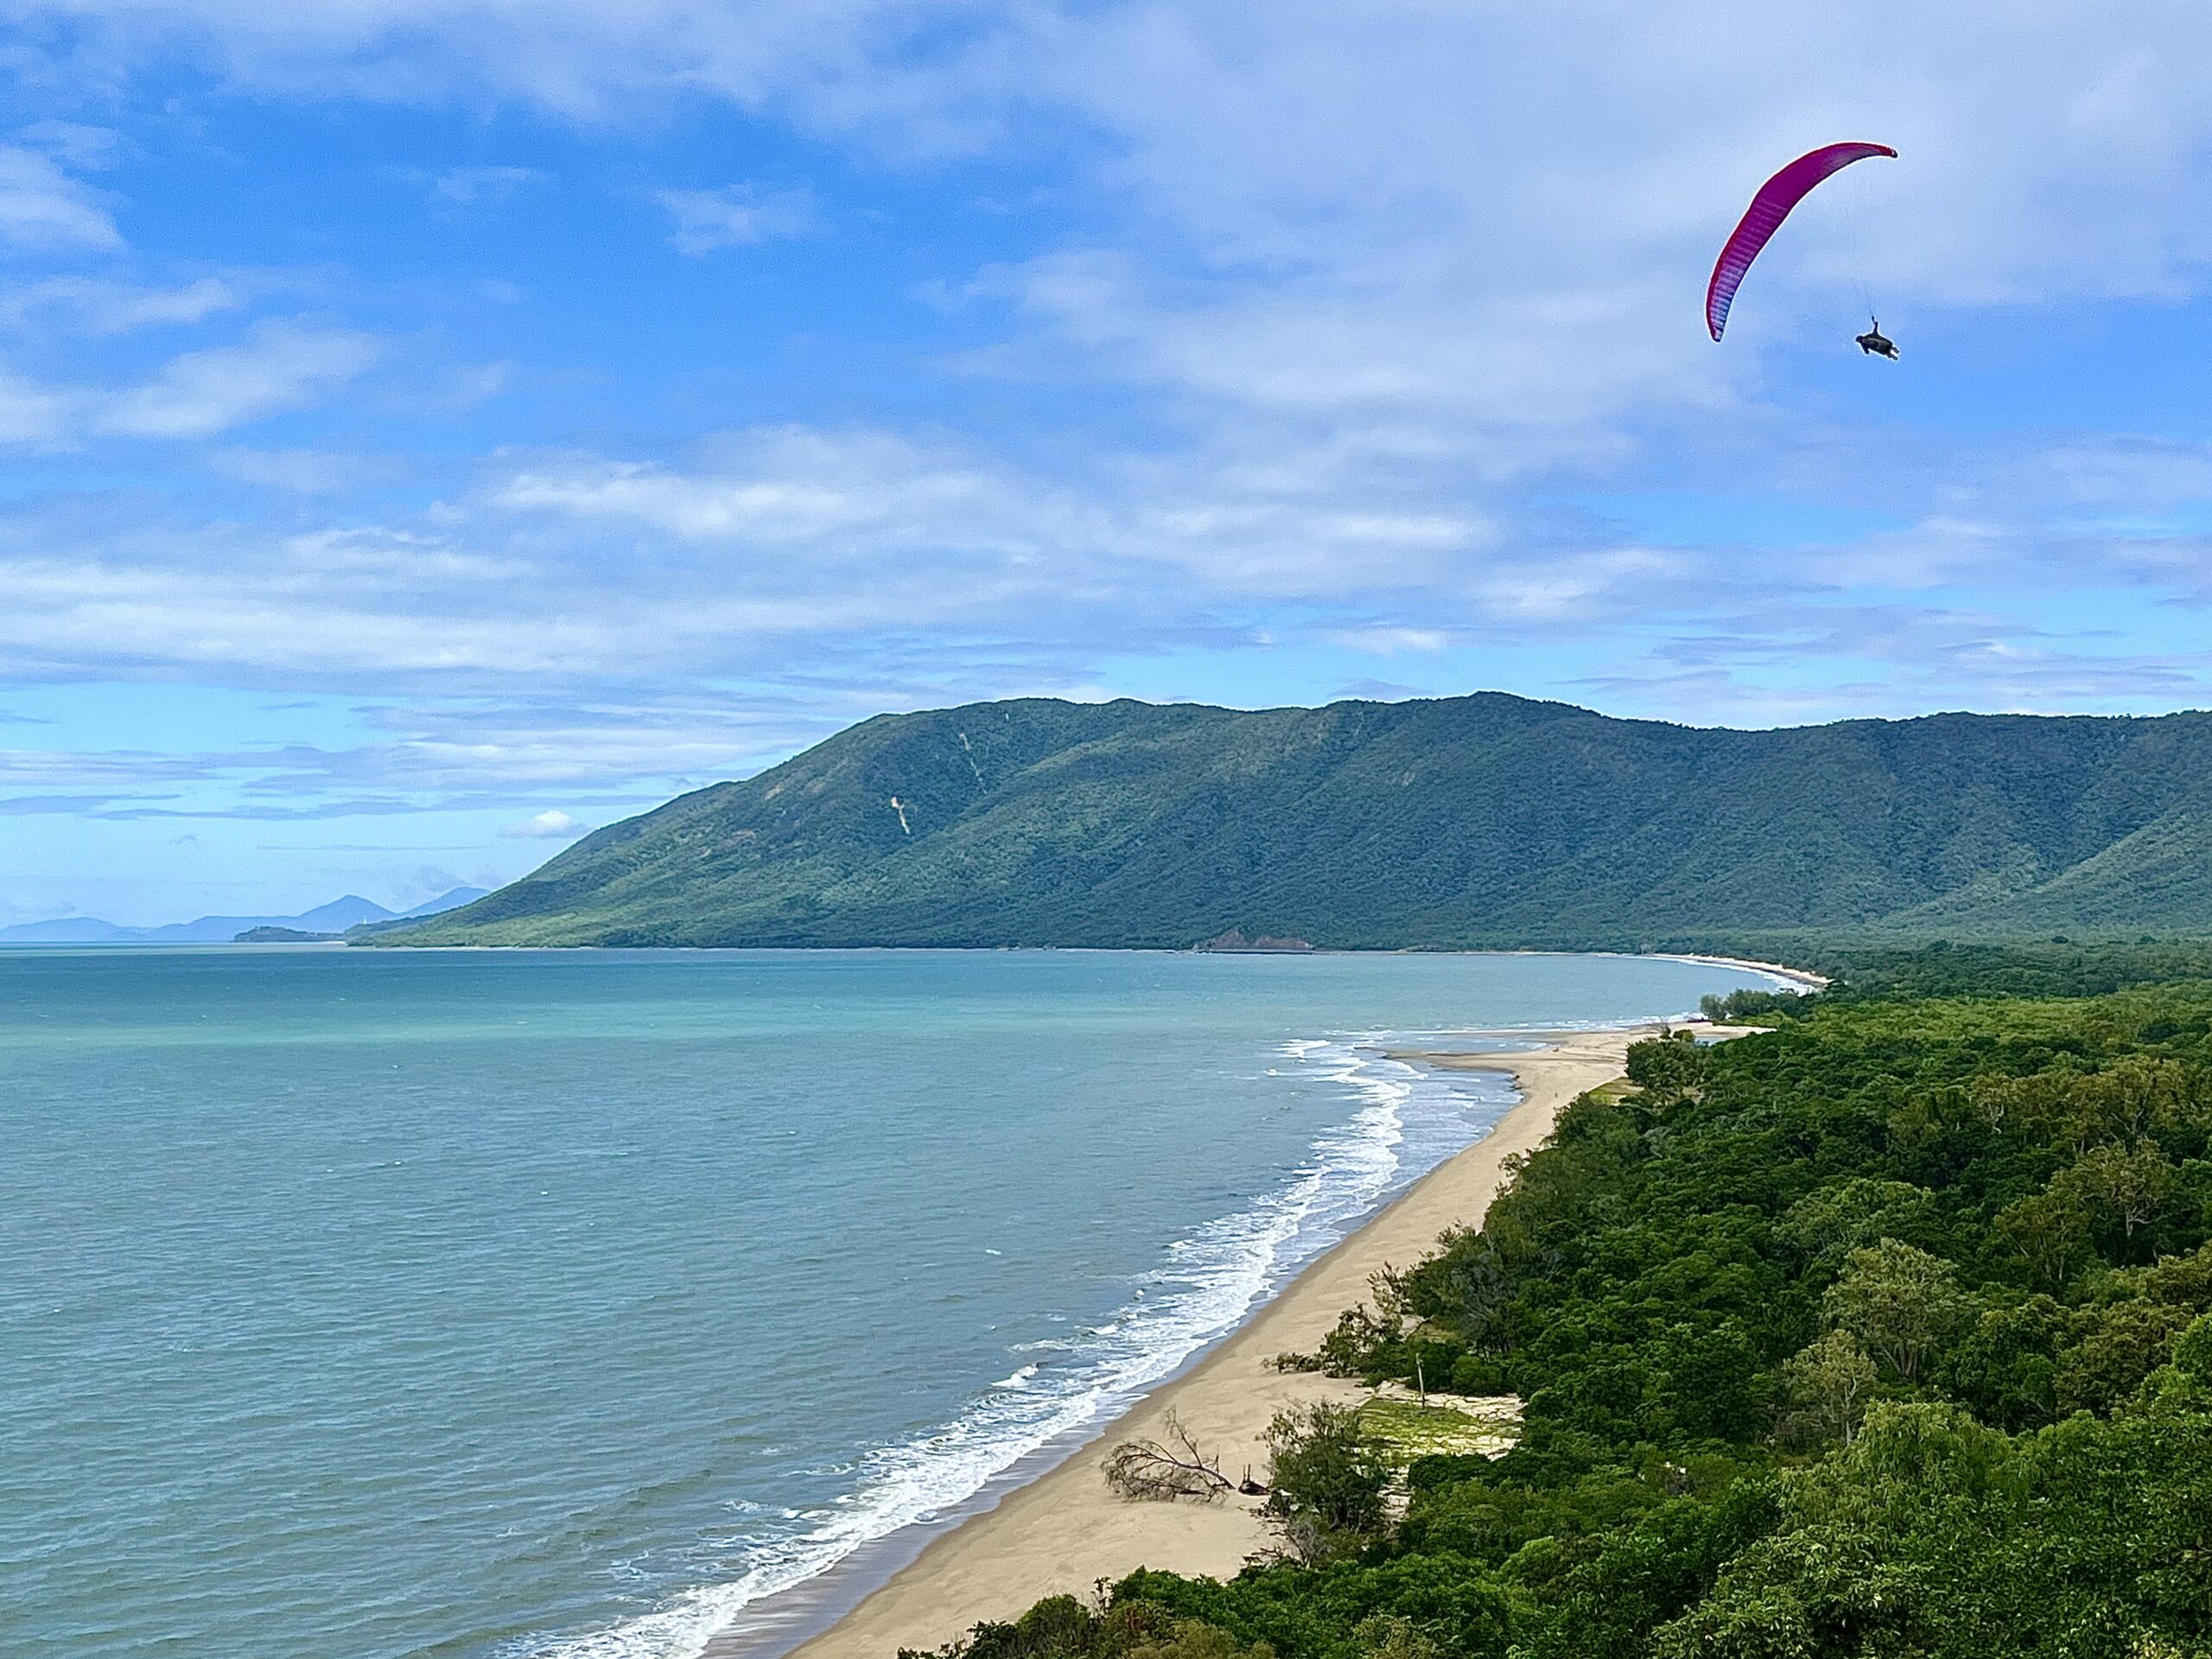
913;944;2212;1659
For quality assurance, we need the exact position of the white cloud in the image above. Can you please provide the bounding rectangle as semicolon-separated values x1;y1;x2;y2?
489;423;1509;605
1476;548;1694;623
0;746;211;785
211;446;403;493
499;807;589;837
3;405;2196;713
0;320;380;450
13;121;124;169
1333;626;1449;656
0;144;120;251
657;183;815;253
6;0;2212;747
0;689;844;800
494;429;1001;546
25;2;2212;493
3;276;246;334
0;368;76;444
36;3;2212;296
3;1;934;120
97;321;379;439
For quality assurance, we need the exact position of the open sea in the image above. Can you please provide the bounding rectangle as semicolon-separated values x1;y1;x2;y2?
0;947;1784;1659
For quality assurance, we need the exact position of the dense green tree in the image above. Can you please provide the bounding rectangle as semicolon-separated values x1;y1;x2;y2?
1651;1394;2212;1658
1933;1295;2064;1431
1777;1179;1942;1270
1821;1242;1972;1384
1625;1033;1709;1106
2055;1300;2198;1415
2056;1141;2178;1259
1994;1184;2094;1291
1263;1405;1394;1566
1123;1622;1277;1659
1348;1614;1437;1659
1778;1331;1880;1446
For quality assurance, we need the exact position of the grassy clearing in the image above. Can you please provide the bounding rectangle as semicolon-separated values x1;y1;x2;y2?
1357;1395;1516;1459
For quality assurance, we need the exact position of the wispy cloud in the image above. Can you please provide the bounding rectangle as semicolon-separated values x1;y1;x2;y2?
429;163;549;206
211;446;404;493
0;276;243;334
0;368;76;444
0;405;2205;715
98;321;380;439
0;791;151;815
1330;627;1450;657
657;183;815;254
0;321;379;448
0;144;119;251
0;690;852;813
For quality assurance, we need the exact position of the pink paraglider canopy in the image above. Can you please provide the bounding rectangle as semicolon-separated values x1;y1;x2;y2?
1706;143;1897;341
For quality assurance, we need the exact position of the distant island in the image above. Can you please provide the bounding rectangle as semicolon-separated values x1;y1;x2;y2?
379;693;2212;951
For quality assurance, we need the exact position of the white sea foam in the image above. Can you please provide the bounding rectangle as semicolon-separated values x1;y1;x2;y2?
505;1037;1516;1659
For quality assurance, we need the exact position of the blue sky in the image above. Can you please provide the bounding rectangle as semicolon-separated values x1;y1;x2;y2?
4;2;2212;923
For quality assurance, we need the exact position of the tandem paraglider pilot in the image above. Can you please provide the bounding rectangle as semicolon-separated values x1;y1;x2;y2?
1854;318;1898;359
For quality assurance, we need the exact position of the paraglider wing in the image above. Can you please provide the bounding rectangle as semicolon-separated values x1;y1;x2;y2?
1706;143;1897;340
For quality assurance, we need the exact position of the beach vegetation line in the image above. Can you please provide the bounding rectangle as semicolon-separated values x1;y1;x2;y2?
913;942;2212;1659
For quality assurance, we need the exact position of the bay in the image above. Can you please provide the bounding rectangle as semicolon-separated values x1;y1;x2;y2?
0;947;1782;1659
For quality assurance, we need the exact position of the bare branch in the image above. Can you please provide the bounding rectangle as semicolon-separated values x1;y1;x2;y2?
1101;1409;1236;1502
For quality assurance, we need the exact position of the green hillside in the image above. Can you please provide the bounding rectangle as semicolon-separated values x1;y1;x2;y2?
388;694;2212;949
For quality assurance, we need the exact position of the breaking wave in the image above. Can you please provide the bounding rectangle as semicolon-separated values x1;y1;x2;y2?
508;1037;1518;1659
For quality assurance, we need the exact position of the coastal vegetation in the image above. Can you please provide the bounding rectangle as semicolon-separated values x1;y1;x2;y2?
1258;1404;1395;1567
385;694;2212;950
912;945;2212;1659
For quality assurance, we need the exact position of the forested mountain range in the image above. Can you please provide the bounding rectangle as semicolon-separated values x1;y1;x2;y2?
389;695;2212;950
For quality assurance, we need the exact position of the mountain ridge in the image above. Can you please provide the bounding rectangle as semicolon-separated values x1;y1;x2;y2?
384;694;2212;950
0;887;489;944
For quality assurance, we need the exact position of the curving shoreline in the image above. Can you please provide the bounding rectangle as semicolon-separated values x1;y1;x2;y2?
709;1027;1667;1659
1662;952;1829;991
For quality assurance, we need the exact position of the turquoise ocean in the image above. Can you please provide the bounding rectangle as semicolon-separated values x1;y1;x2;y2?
0;948;1783;1659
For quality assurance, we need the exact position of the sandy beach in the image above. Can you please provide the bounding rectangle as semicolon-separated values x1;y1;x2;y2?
1658;953;1830;991
732;1025;1667;1659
